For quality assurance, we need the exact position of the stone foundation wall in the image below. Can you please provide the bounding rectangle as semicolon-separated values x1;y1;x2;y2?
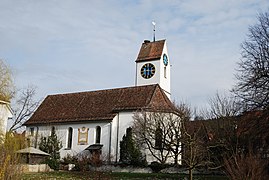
21;164;53;173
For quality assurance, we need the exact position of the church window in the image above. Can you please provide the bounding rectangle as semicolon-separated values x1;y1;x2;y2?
67;127;73;149
155;127;163;149
51;126;56;135
96;126;101;144
164;66;167;78
30;127;34;136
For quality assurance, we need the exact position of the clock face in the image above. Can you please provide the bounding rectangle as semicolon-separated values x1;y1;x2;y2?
163;54;168;66
141;63;155;79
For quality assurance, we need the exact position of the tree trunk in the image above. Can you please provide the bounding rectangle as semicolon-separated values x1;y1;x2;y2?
174;154;178;165
189;168;193;180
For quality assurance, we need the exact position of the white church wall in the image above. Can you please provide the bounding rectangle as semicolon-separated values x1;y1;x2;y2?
26;121;112;159
110;115;118;162
25;112;181;165
25;111;137;162
109;111;135;162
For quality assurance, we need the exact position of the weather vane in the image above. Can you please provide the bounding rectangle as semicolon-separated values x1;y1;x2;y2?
152;21;156;42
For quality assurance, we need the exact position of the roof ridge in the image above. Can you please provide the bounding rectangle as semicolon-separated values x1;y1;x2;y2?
145;84;159;107
47;84;157;97
155;85;177;112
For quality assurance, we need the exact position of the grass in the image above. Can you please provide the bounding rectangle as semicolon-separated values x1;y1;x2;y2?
21;171;228;180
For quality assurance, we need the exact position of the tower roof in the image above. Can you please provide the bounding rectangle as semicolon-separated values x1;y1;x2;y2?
136;40;165;62
23;84;177;125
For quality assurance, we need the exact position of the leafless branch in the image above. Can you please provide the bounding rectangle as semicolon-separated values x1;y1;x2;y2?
9;86;40;132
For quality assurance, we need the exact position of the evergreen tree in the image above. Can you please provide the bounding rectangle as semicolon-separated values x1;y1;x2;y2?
39;128;62;170
119;127;146;166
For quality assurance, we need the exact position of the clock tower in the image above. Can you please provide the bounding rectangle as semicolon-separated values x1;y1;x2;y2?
135;39;171;98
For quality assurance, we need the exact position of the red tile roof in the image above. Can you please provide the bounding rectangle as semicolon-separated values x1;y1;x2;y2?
136;40;165;62
24;84;177;125
237;109;269;139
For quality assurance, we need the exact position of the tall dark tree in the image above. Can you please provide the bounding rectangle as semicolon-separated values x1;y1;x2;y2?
119;127;146;166
233;11;269;110
39;128;62;170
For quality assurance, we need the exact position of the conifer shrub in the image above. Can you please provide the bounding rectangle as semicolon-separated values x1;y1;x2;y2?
119;127;147;167
39;129;62;170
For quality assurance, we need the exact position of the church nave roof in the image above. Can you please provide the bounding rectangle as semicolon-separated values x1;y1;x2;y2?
24;84;176;125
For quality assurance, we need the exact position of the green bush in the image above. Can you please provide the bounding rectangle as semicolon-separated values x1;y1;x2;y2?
61;154;76;165
149;161;169;173
45;158;60;170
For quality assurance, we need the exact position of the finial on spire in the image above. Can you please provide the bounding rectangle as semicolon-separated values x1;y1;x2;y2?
152;21;156;42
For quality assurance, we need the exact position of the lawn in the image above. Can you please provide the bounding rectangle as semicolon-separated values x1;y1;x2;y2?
21;171;228;180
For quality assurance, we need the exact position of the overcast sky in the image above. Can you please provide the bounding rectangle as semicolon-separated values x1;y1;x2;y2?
1;0;269;109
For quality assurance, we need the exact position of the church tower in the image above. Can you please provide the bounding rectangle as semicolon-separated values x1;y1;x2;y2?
135;39;171;98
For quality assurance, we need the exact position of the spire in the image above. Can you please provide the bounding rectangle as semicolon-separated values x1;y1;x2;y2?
152;21;156;42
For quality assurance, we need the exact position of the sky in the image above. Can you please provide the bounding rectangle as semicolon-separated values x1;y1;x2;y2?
1;0;269;109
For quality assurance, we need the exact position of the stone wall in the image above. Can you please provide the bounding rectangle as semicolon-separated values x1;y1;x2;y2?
20;164;53;173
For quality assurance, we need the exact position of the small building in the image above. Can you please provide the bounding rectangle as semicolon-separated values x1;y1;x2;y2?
0;100;12;136
17;147;50;164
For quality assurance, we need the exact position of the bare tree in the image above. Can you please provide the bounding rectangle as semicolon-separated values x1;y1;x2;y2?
224;151;268;180
203;91;269;178
233;11;269;110
132;111;173;164
169;103;192;165
162;113;182;165
9;87;40;132
223;109;269;179
203;91;242;119
132;103;193;166
0;60;14;102
181;120;210;180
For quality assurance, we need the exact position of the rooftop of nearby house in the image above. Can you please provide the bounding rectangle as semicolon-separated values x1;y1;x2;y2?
185;108;269;142
24;84;177;126
136;39;165;62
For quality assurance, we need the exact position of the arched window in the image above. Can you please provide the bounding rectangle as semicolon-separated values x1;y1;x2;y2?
67;127;73;149
30;127;35;136
96;126;101;144
51;126;55;135
155;127;163;149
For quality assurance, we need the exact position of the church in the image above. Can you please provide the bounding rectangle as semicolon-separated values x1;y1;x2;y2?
23;39;178;163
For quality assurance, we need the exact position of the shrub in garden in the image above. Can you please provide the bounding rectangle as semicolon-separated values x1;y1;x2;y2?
149;161;169;173
39;129;62;170
119;127;147;167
